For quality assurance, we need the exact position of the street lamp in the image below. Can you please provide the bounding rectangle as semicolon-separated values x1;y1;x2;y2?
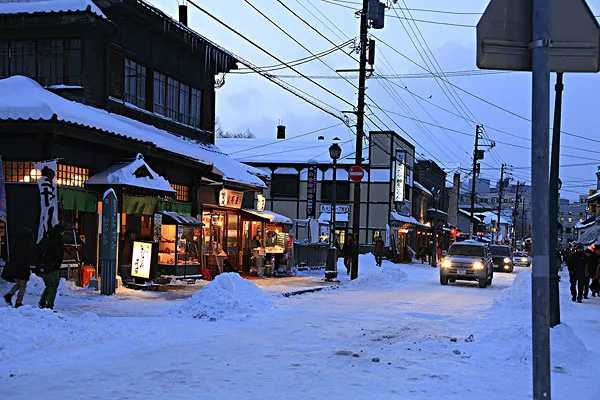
326;142;342;281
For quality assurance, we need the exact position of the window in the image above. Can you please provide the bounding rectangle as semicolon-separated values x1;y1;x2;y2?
153;70;203;129
178;83;190;124
172;184;190;202
3;161;88;187
0;39;81;85
270;174;299;198
190;88;203;128
124;58;146;108
153;71;167;116
167;77;179;121
9;40;36;78
321;181;350;202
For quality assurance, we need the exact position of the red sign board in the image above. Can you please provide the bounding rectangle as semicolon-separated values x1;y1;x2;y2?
348;165;364;183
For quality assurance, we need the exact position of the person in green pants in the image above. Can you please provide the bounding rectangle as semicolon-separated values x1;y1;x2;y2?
38;225;65;309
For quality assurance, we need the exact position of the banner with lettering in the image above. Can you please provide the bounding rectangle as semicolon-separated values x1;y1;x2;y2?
34;160;59;243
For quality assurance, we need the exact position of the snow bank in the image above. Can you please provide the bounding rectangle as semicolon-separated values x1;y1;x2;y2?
470;270;591;367
342;254;407;289
172;273;273;320
0;306;103;361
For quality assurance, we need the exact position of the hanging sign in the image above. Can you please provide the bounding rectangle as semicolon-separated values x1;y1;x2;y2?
218;189;243;209
131;241;152;279
256;194;266;212
306;166;318;218
0;156;8;265
34;160;59;243
394;164;406;202
153;213;163;242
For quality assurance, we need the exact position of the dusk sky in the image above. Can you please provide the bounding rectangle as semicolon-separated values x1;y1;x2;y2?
150;0;600;200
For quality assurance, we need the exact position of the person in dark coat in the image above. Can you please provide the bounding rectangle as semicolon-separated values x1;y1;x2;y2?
583;247;598;299
2;228;34;308
373;237;385;267
37;224;65;309
342;235;356;275
567;245;587;303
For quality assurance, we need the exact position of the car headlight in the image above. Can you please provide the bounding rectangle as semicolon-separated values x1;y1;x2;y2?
472;261;484;270
441;259;452;269
503;257;511;264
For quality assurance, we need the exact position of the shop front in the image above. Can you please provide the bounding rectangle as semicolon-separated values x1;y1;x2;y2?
390;211;424;262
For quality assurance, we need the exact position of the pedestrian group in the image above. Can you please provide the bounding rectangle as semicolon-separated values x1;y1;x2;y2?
565;243;600;303
2;224;65;309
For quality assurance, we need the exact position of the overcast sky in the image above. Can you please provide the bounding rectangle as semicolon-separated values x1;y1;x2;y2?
150;0;600;200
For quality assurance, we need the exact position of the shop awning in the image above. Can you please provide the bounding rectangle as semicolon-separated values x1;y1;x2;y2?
242;209;294;225
159;211;202;226
85;154;175;193
158;199;192;216
390;211;428;227
59;188;97;213
123;195;158;216
319;212;349;223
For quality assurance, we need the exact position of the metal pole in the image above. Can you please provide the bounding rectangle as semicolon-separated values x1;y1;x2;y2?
350;0;369;280
496;164;505;244
513;182;521;249
431;191;437;267
549;72;564;327
470;125;481;237
332;160;337;249
531;0;552;397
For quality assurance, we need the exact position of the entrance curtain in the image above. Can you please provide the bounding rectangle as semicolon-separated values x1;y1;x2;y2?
122;195;158;216
59;188;97;213
157;199;192;216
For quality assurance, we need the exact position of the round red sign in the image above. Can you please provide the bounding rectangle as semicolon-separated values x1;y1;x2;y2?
348;165;364;183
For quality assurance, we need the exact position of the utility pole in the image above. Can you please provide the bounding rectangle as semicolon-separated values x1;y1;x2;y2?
522;198;526;242
470;125;482;237
549;72;564;328
496;163;506;244
512;182;521;249
531;0;552;397
350;0;370;280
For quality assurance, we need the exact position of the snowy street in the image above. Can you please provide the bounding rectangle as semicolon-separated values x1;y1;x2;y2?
2;256;599;400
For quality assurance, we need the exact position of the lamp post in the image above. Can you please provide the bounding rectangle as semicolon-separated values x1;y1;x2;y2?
326;142;342;281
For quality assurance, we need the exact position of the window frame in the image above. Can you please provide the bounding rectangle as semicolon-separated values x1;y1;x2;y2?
270;174;299;198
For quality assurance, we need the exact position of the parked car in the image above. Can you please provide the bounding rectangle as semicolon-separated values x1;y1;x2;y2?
440;240;493;288
489;245;514;273
513;251;531;267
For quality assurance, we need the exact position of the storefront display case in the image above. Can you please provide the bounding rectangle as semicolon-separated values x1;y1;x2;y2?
157;211;202;277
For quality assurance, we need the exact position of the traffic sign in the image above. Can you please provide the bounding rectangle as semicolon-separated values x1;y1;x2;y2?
477;0;600;72
348;165;364;182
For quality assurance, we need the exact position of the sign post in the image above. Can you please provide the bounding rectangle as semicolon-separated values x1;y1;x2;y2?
478;1;599;398
100;189;118;295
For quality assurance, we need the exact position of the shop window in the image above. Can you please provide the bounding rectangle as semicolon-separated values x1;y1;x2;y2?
321;181;350;202
172;184;190;202
270;174;299;198
2;161;88;187
124;58;146;108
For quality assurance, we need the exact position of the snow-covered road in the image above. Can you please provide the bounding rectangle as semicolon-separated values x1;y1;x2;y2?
1;258;598;400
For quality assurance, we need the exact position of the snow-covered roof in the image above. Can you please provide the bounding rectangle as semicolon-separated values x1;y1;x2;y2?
427;208;448;216
390;212;427;227
413;181;433;196
86;154;175;193
0;76;264;189
218;134;366;165
160;211;202;226
458;209;483;223
587;190;600;202
478;211;511;226
574;219;596;230
243;209;293;225
576;223;600;245
0;0;106;18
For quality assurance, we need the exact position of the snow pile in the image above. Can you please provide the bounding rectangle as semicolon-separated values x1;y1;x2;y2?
172;273;273;320
342;254;407;290
0;306;103;361
470;270;591;367
22;274;84;298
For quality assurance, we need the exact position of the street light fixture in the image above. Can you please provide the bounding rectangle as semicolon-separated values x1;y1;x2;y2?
326;142;342;281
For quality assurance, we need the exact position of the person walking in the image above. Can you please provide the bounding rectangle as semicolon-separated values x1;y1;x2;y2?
373;236;385;267
567;245;587;303
37;225;65;309
584;246;599;299
2;228;34;308
342;235;356;275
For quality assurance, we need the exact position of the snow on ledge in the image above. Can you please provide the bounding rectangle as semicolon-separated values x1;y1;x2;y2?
0;0;106;18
